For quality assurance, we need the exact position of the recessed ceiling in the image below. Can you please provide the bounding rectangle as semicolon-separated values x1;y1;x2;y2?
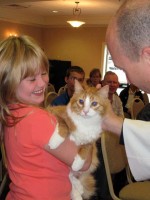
0;0;125;27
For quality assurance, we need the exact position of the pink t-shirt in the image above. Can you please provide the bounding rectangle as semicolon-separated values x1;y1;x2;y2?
4;105;71;200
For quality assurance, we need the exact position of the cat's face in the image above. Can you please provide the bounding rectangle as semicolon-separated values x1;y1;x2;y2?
68;80;109;118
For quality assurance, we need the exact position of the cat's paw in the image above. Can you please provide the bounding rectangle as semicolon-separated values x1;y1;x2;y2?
48;124;65;149
72;154;85;171
71;192;83;200
70;173;83;200
69;134;75;142
71;177;83;196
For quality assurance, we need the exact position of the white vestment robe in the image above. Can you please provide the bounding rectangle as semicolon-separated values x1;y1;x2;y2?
123;118;150;181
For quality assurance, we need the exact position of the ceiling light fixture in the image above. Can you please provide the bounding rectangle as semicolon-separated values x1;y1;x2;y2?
52;10;58;13
67;1;85;28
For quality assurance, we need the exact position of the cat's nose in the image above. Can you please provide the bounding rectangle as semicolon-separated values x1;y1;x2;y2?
83;109;89;115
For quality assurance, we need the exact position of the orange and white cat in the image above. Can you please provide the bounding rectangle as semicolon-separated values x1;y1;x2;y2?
48;81;109;170
47;80;109;200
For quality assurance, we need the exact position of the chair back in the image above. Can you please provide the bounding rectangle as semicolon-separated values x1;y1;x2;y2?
101;132;127;174
101;132;127;200
0;142;8;197
44;92;58;107
143;92;149;105
1;143;7;169
47;83;55;93
57;85;67;96
130;97;145;119
101;132;150;200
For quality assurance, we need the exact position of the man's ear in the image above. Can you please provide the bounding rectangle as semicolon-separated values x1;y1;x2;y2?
141;47;150;64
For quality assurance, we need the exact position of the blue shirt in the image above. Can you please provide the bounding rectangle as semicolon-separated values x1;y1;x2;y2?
51;91;70;106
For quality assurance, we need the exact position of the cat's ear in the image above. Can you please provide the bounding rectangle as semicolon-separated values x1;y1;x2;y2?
98;85;109;98
74;80;84;93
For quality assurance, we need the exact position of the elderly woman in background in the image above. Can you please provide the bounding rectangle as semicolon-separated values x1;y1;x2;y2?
86;68;102;87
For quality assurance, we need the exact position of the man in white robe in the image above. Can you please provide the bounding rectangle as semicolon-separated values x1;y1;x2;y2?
102;0;150;181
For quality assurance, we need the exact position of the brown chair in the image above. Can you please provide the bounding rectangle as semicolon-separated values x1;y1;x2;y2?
130;97;145;119
101;131;150;200
47;83;55;93
44;91;58;107
143;92;149;105
0;142;8;197
57;85;67;96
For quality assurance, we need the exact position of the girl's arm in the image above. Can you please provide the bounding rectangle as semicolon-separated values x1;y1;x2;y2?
44;138;92;171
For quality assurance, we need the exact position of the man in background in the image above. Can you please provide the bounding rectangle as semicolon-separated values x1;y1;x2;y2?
102;71;124;117
51;66;85;106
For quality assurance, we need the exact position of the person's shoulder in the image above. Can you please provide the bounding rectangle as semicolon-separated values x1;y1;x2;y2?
137;103;150;121
113;94;122;103
23;106;55;121
27;105;46;113
113;93;119;98
137;90;143;95
51;91;68;105
57;92;67;99
86;79;92;86
119;86;128;96
15;105;44;115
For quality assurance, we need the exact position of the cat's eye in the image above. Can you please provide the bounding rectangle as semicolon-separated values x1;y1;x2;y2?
92;102;98;107
79;99;84;105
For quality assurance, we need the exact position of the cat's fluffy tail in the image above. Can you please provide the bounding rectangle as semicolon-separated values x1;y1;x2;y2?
79;173;96;199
